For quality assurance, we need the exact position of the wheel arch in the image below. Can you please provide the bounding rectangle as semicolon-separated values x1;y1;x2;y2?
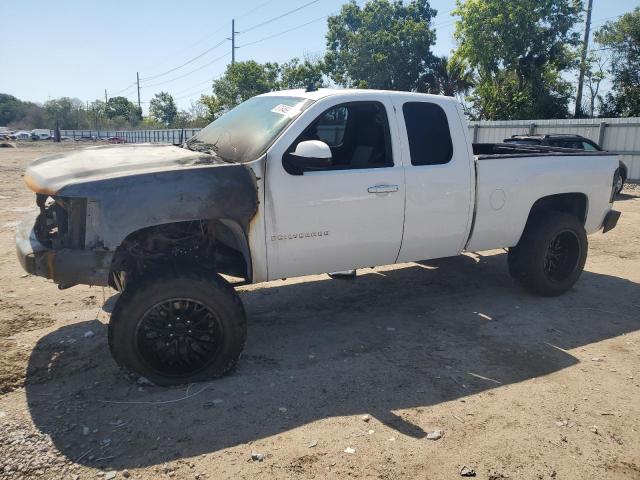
525;192;588;228
109;218;253;290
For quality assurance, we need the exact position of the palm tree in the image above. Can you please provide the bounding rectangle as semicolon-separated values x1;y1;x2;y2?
423;55;475;98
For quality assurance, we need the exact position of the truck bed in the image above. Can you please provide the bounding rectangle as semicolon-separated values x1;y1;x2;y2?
466;145;618;252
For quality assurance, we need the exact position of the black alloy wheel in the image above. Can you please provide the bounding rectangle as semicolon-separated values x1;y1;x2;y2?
136;298;223;377
543;230;581;283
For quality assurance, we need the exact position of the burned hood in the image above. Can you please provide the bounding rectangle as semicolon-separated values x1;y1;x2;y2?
24;143;227;195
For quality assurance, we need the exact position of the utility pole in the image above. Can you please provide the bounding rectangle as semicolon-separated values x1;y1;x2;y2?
136;72;142;113
575;0;593;118
231;19;238;64
104;89;108;103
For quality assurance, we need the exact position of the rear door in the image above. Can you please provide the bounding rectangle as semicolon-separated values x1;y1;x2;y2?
391;97;475;262
264;95;405;280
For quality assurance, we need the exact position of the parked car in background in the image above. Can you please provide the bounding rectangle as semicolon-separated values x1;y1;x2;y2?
107;136;126;144
75;135;97;141
504;134;628;194
11;131;31;140
30;132;51;141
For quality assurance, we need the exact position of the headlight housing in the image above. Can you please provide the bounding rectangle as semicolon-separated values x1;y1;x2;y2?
34;194;87;249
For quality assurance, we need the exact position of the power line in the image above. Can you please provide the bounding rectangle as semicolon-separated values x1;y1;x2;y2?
175;86;213;101
590;13;624;27
141;38;228;81
175;74;225;100
173;77;216;96
236;0;275;20
143;52;231;88
240;0;321;34
239;14;328;48
110;82;137;96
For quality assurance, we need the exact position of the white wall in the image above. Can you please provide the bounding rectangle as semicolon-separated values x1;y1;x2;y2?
469;118;640;180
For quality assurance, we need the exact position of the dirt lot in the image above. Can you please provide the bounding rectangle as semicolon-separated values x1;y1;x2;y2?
0;142;639;480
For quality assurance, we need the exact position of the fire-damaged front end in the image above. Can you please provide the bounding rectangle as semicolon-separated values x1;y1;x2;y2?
16;144;260;289
17;194;114;287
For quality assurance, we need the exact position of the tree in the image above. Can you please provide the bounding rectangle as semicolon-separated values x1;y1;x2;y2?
454;0;583;119
44;97;76;129
87;100;106;130
106;96;141;124
212;61;279;113
594;7;640;117
279;57;326;89
423;55;474;98
325;0;437;91
199;94;222;122
149;92;178;126
581;52;606;117
0;93;45;128
186;100;211;127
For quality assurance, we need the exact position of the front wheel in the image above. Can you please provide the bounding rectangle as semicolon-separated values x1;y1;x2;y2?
108;271;247;386
508;212;588;297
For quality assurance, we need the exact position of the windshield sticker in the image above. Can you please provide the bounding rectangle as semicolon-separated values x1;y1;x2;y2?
271;104;301;118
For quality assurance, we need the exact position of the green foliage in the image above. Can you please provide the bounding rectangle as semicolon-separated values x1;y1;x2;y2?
279;57;326;89
454;0;583;119
595;7;640;117
423;56;475;98
199;94;223;123
44;97;86;129
212;61;280;113
325;0;437;91
198;59;325;120
0;93;45;128
149;91;178;126
106;96;141;124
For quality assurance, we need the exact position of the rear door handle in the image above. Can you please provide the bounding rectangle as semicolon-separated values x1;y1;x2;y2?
368;184;399;194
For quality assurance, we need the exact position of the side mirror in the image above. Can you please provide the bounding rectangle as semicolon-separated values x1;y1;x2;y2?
283;140;332;175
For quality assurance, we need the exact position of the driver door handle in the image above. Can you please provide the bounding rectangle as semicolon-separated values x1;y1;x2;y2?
368;184;399;194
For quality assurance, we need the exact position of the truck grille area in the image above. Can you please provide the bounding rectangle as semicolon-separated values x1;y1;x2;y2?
34;194;86;249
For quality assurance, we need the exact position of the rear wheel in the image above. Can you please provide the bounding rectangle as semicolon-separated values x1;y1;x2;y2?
615;172;625;194
108;271;246;386
508;212;588;297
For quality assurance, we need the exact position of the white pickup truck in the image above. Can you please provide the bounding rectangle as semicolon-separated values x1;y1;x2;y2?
17;88;621;385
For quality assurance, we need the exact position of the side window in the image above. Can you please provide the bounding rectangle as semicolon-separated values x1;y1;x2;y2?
287;102;393;172
582;141;599;151
315;106;348;147
550;139;581;150
403;102;453;166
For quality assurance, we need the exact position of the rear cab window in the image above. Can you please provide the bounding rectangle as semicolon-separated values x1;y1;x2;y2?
402;102;453;166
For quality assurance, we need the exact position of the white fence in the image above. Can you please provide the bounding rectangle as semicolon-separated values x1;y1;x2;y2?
469;117;640;180
53;129;201;144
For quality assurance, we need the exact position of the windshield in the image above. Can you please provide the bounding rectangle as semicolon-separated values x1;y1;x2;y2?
186;95;313;162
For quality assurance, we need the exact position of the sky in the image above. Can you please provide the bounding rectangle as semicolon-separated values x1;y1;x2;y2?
1;0;638;112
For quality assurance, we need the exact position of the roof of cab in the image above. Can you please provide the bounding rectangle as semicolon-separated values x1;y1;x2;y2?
258;88;457;103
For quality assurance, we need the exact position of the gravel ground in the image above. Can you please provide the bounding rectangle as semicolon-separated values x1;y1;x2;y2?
0;142;639;479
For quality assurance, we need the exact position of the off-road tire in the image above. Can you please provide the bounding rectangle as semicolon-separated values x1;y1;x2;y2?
508;212;588;297
108;271;247;386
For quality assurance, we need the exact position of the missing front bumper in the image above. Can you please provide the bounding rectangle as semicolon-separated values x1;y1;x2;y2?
16;212;113;287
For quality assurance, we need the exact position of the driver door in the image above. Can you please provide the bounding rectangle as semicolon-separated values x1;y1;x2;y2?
264;96;405;280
